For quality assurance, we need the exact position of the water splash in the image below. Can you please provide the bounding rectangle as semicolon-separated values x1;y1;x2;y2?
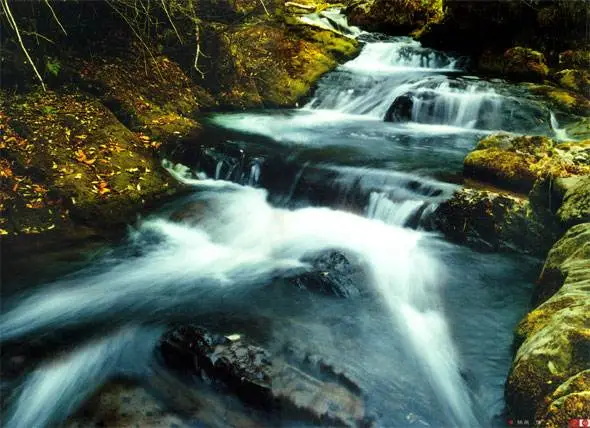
550;111;569;141
1;176;479;427
4;326;162;428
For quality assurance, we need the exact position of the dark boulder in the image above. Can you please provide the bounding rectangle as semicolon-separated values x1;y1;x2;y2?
159;325;366;427
290;251;364;298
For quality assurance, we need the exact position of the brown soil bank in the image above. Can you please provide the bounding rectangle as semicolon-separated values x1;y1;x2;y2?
0;0;359;281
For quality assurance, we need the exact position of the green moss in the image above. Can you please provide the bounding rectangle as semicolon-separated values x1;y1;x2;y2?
464;134;590;193
527;84;590;116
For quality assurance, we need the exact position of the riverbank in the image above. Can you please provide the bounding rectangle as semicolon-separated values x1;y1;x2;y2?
1;0;360;284
1;2;588;426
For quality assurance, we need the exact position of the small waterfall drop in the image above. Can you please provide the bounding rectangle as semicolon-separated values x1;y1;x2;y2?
550;111;569;141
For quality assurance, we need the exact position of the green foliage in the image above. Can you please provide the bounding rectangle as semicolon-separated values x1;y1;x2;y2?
45;57;61;77
40;105;57;115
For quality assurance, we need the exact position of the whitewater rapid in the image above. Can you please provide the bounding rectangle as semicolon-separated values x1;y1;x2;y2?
1;34;557;428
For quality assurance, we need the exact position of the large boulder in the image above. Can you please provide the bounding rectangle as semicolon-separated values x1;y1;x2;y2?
553;69;590;98
0;90;179;238
526;83;590;116
193;22;359;109
534;222;590;304
346;0;443;34
557;175;590;228
431;186;558;255
478;47;549;82
506;223;590;425
463;134;590;193
159;325;366;427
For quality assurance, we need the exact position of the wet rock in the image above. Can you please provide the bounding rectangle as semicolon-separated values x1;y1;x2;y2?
290;251;364;297
384;94;413;122
557;175;590;228
478;47;548;82
553;69;590;97
534;222;590;305
463;134;590;193
66;381;185;428
346;0;443;34
526;83;590;116
159;325;366;427
431;186;558;255
559;50;590;70
506;223;590;424
541;371;590;428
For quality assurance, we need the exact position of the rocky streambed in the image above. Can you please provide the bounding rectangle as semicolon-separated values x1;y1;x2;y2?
2;1;590;427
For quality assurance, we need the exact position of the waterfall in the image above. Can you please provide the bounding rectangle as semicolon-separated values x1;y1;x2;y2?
408;83;503;129
366;192;429;227
550;111;569;141
4;30;557;428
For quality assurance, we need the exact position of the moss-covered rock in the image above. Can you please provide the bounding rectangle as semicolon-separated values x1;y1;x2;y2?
526;83;590;116
506;223;590;424
194;21;359;108
464;134;590;193
534;222;590;304
70;49;208;144
0;90;179;239
554;69;590;98
542;371;590;428
346;0;443;34
478;47;549;82
432;186;558;255
557;175;590;228
559;50;590;70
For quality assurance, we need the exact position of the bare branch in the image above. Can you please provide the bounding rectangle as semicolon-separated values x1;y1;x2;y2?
43;0;67;35
1;0;46;90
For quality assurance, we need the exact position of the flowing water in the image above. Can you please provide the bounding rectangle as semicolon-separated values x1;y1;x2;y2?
2;34;563;427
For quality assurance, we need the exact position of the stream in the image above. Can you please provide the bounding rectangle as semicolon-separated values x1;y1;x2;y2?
2;33;567;427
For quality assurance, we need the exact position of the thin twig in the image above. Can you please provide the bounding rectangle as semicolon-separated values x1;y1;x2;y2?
105;0;164;80
43;0;67;35
160;0;183;43
1;0;46;90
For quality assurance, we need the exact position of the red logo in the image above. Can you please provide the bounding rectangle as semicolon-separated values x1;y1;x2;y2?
569;419;590;428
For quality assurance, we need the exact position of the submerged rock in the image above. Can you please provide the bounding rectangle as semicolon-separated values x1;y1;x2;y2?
159;325;366;427
66;381;185;428
506;223;590;424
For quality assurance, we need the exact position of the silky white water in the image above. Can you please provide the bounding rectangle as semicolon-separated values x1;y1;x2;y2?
2;174;479;427
2;33;558;428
